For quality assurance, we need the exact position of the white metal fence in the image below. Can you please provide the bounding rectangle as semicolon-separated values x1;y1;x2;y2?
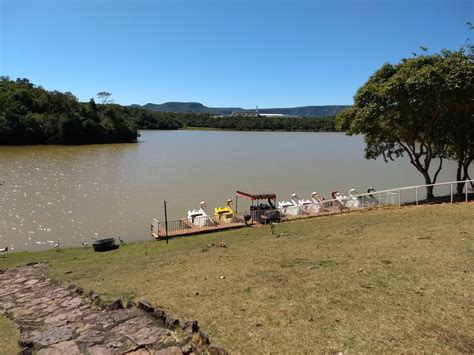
350;179;474;207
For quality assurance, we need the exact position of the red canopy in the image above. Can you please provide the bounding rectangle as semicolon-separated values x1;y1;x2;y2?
236;191;277;200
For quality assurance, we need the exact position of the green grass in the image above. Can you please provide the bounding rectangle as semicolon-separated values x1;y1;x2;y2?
0;314;19;354
1;203;473;353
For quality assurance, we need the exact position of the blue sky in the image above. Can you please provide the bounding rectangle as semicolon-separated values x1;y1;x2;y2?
1;0;471;107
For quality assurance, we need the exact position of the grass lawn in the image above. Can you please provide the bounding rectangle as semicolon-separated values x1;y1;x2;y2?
0;314;19;354
1;203;473;353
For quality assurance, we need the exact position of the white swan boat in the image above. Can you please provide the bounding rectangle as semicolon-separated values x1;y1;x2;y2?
278;194;302;216
346;188;362;208
303;192;323;213
363;187;379;205
331;190;349;208
188;201;213;227
297;194;314;214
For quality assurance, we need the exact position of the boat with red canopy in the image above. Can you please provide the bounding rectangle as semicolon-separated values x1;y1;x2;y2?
235;191;281;224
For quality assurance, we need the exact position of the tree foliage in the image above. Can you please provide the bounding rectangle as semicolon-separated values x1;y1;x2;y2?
337;49;474;198
0;78;177;144
97;91;113;104
135;111;335;131
176;114;336;131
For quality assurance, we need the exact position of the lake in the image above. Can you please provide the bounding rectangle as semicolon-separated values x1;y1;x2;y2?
0;130;465;251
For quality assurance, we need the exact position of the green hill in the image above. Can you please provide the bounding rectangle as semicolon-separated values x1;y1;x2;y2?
133;102;349;117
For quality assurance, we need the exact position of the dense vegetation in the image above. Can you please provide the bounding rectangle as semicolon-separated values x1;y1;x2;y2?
102;109;336;132
0;77;140;144
135;111;336;131
157;112;336;131
337;47;474;197
0;77;337;145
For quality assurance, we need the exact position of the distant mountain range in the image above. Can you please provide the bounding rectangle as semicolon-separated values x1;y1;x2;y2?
130;102;349;117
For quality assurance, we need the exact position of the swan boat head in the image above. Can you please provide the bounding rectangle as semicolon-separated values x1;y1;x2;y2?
311;192;323;202
188;201;208;218
278;195;296;208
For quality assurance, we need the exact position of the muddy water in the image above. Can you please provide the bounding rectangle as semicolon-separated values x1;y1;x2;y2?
0;130;462;250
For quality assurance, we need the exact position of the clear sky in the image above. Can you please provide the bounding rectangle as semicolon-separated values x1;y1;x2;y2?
1;0;471;108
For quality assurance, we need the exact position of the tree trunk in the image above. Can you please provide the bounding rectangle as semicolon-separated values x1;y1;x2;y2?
421;172;435;200
426;185;435;200
457;157;472;194
456;160;465;194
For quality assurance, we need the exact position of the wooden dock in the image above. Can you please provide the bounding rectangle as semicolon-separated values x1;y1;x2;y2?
153;217;245;240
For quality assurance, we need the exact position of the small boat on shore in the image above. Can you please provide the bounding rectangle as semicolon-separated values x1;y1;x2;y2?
92;238;119;252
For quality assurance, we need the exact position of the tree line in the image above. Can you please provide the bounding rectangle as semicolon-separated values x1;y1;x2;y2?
0;77;141;144
0;77;337;145
125;109;336;131
163;113;336;131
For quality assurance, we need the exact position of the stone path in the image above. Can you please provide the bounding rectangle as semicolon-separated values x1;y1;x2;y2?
0;263;227;354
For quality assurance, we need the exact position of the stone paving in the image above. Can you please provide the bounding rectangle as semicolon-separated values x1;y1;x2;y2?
0;263;227;354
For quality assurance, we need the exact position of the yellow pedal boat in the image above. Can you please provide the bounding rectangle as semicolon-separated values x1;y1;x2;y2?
214;199;236;223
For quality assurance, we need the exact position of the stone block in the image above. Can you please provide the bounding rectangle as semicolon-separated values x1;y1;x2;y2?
208;344;229;355
137;299;154;313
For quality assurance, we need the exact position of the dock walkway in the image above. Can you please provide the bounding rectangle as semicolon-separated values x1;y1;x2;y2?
153;217;244;239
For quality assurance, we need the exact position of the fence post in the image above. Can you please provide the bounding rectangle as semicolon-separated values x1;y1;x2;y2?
398;189;401;207
415;187;418;206
466;179;469;203
450;183;453;204
164;200;169;244
378;192;381;208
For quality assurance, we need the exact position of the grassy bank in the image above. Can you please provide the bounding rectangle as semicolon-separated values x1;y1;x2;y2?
0;314;19;353
1;204;473;353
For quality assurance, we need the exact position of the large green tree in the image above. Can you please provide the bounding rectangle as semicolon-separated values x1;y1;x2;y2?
438;50;474;193
337;49;474;199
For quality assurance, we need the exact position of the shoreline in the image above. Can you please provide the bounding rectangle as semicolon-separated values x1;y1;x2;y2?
1;198;472;255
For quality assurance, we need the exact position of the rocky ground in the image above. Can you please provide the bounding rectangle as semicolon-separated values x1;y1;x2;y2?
0;263;227;354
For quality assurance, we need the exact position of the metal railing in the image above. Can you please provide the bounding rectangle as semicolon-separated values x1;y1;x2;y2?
269;179;474;219
351;179;474;207
152;214;244;238
152;179;474;237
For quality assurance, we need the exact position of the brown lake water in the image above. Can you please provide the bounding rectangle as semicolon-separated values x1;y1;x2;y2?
0;130;464;251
